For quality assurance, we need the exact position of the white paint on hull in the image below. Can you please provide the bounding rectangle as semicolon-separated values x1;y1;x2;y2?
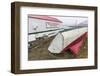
48;27;88;53
28;34;36;42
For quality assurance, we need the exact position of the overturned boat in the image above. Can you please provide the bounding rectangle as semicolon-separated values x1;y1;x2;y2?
48;27;88;55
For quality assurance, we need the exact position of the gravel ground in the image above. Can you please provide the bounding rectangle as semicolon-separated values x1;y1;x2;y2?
28;36;88;61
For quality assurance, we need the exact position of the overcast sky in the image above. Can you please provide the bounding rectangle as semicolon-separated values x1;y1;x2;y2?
51;16;88;26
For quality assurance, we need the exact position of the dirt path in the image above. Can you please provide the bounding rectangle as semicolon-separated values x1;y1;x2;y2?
28;36;88;61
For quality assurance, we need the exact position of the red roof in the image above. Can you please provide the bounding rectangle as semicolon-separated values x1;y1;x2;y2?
28;15;62;23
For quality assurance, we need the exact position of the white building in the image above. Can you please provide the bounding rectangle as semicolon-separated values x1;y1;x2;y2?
28;15;62;42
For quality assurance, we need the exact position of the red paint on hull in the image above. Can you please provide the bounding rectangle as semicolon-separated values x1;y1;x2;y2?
63;32;87;55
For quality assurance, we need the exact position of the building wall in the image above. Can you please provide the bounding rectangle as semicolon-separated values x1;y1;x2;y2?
28;18;60;33
28;18;46;33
